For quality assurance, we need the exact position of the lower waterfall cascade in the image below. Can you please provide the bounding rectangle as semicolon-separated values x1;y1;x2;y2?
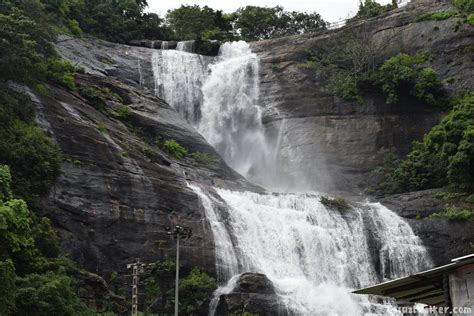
189;185;432;315
151;41;434;315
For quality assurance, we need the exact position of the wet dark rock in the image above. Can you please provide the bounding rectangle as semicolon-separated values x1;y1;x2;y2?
215;273;289;315
194;40;221;56
127;38;221;56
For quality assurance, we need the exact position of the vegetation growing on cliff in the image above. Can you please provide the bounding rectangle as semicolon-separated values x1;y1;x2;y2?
429;207;472;221
373;53;445;106
371;93;474;194
303;43;445;106
414;11;462;22
156;138;189;160
0;88;61;204
0;166;91;316
320;196;351;212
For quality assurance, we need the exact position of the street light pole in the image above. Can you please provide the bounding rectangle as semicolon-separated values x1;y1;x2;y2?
166;225;192;316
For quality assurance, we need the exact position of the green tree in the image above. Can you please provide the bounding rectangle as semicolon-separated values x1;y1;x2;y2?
0;199;34;257
234;6;285;41
0;10;44;82
166;5;232;40
282;11;327;35
15;272;91;316
352;0;396;20
234;6;326;41
137;13;175;40
375;53;444;105
178;267;216;314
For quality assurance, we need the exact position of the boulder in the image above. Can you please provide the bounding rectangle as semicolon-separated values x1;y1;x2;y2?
215;273;290;315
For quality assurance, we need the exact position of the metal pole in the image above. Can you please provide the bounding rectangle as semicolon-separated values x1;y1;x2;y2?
174;233;180;316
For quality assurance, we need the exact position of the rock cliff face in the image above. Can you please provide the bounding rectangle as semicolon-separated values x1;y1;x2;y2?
252;0;474;193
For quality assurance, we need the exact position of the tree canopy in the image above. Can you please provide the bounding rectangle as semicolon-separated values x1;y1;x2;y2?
233;6;327;41
351;0;397;21
166;5;234;41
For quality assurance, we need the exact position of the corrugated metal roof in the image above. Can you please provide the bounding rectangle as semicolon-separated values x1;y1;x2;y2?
353;254;474;306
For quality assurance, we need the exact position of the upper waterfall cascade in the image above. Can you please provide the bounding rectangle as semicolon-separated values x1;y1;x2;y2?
151;41;433;315
152;41;278;186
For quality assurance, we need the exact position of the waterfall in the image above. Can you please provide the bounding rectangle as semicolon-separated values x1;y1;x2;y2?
190;185;432;315
198;42;277;186
152;41;278;186
151;50;211;122
150;41;433;315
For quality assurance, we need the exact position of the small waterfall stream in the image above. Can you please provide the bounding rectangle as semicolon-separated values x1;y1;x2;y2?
151;41;433;315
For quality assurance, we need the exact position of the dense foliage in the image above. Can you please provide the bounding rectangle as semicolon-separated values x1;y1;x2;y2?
414;11;462;23
165;5;327;42
372;94;474;194
166;5;235;41
373;53;445;106
0;166;91;316
233;6;327;41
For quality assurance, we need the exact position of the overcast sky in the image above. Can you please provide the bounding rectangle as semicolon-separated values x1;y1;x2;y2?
147;0;394;23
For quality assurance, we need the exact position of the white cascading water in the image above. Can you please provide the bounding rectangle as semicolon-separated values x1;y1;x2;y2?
198;42;276;185
190;185;432;315
176;40;195;53
151;47;210;122
151;41;433;315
